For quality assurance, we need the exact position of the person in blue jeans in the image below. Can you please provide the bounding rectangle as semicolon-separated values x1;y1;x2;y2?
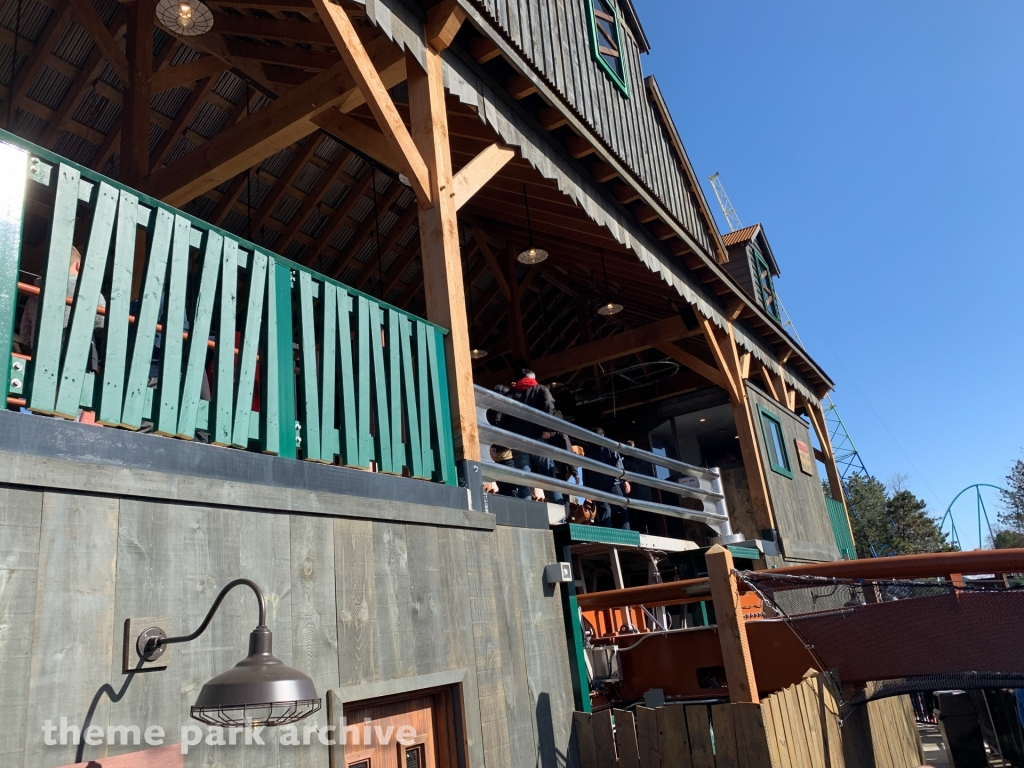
505;368;563;504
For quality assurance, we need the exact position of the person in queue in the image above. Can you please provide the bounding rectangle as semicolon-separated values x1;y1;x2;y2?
505;367;563;504
583;427;631;529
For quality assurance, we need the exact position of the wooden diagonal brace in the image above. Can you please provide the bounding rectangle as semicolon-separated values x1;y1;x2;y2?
452;143;515;210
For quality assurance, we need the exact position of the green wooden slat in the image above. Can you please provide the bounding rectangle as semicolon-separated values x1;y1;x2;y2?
154;215;191;434
319;281;338;461
296;269;321;461
212;237;238;444
415;320;433;477
272;261;295;459
54;180;117;416
429;327;455;484
388;308;404;474
369;301;391;473
97;191;138;425
121;206;174;428
356;295;373;467
336;286;358;467
399;314;424;479
28;163;80;414
0;143;27;405
259;254;280;455
176;230;221;438
231;249;267;447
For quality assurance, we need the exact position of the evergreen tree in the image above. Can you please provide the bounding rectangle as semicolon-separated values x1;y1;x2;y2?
997;458;1024;545
881;490;955;555
844;474;889;559
841;473;954;557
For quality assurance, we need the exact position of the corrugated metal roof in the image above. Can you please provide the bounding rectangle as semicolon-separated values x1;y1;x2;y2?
0;0;53;43
721;224;760;246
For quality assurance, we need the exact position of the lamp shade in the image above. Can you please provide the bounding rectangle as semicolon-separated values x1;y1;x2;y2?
470;348;488;359
517;245;548;265
156;0;213;36
191;628;320;727
597;301;623;316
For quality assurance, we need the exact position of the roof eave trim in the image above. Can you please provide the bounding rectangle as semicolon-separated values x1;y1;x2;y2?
619;0;651;54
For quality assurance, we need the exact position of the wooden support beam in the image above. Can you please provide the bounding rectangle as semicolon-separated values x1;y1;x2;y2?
804;397;848;509
151;56;227;93
407;45;479;460
537;107;568;131
149;76;217;171
654;341;728;389
507;75;537;100
312;0;431;205
632;202;658;223
470;37;501;64
68;0;129;83
725;297;745;321
209;0;313;10
425;0;466;51
613;183;641;204
649;221;676;241
311;110;401;170
225;40;341;70
471;229;511;300
451;142;515;210
567;136;595;159
210;14;335;45
706;546;759;704
591;161;618;183
143;61;356;205
120;0;155;186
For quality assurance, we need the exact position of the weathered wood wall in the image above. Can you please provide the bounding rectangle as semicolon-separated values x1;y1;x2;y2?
0;470;576;768
745;385;839;563
463;0;715;257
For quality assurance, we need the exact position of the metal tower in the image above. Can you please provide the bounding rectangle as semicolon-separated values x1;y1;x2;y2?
708;172;742;232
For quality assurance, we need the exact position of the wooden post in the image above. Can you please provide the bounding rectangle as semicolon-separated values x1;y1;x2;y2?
706;544;759;703
407;47;479;461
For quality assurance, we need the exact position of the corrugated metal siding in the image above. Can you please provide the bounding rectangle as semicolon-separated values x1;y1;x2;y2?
468;0;714;256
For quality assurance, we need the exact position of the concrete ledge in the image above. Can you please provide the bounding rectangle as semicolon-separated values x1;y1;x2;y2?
485;493;551;530
0;410;494;531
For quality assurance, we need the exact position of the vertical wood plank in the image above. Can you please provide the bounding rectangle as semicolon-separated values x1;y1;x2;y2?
428;326;454;483
176;230;221;438
399;314;424;478
259;255;280;454
369;302;392;472
212;237;237;444
0;488;42;766
372;521;414;680
732;703;773;768
297;270;322;460
0;144;26;405
319;281;339;461
759;697;785;768
97;190;138;425
387;308;405;473
711;704;739;768
334;517;379;686
415;320;434;476
615;709;642;768
592;708;617;768
335;286;358;466
635;707;661;768
686;705;715;768
231;249;267;447
406;523;446;675
29;164;80;413
271;259;296;458
574;711;598;768
659;704;693;768
24;492;118;767
154;214;192;434
55;180;117;417
122;206;174;428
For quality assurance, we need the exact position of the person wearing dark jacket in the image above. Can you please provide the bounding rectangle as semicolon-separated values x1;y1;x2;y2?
506;368;563;504
487;385;517;497
583;427;631;529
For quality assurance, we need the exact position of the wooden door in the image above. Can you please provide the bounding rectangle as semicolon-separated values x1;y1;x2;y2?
342;690;459;768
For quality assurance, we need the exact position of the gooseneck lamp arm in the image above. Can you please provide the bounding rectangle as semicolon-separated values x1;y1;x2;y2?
138;578;266;661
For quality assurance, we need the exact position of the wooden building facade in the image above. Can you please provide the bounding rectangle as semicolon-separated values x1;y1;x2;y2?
0;0;860;765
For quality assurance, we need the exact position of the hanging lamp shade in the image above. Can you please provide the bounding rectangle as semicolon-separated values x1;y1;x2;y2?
517;184;548;264
190;627;320;727
597;301;623;316
470;348;489;360
156;0;213;36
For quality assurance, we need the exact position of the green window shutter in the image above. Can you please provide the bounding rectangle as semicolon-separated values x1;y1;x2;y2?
757;405;793;478
825;496;857;559
586;0;629;97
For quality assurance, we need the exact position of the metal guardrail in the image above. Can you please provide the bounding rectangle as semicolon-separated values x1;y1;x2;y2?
475;385;733;531
0;130;457;484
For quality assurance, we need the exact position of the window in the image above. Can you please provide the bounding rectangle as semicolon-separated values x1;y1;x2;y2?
752;249;780;321
758;406;792;478
586;0;629;96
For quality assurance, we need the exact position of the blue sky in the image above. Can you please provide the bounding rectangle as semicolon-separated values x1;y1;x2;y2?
632;0;1024;547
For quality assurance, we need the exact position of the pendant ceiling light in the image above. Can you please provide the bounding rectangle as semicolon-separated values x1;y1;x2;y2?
156;0;213;36
517;183;548;265
597;248;623;316
135;579;320;727
467;269;487;359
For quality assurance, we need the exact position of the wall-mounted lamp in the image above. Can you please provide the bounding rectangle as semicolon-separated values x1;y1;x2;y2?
136;579;320;727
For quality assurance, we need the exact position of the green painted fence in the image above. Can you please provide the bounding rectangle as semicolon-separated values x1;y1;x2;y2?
825;496;857;560
0;129;456;484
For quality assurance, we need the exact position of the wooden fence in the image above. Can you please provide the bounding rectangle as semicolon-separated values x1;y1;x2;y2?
0;130;456;482
573;675;923;768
